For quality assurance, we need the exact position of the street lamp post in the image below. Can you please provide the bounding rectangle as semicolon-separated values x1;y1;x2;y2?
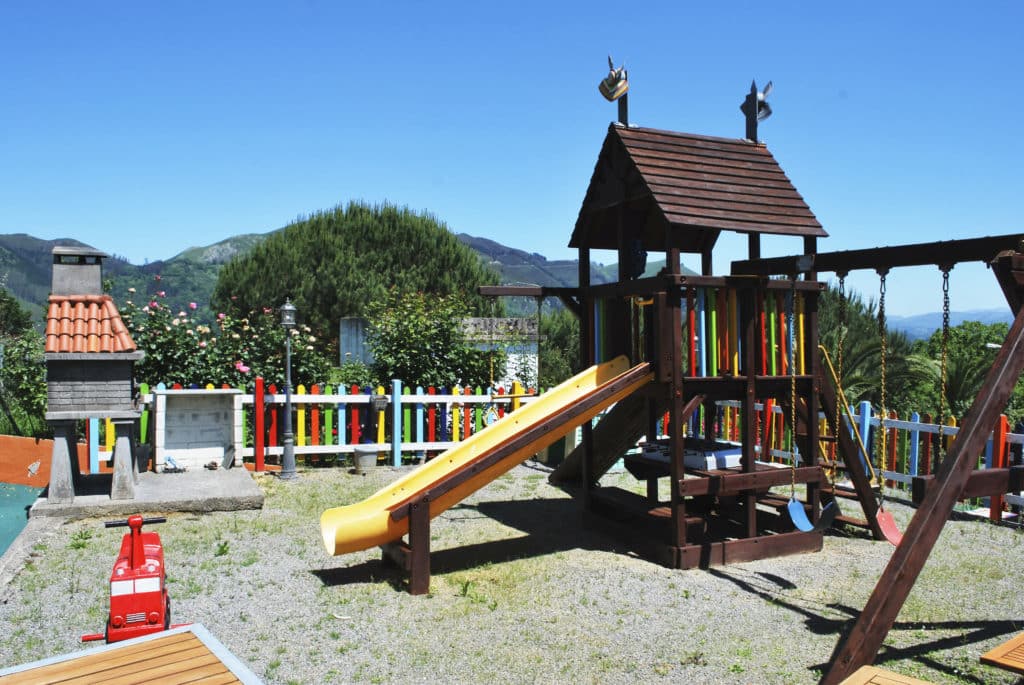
280;299;297;480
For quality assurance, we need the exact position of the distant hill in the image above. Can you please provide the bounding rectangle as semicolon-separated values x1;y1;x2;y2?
2;230;679;325
888;309;1014;340
456;234;619;286
0;233;268;326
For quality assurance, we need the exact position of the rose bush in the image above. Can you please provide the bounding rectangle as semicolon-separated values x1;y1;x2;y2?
121;282;332;389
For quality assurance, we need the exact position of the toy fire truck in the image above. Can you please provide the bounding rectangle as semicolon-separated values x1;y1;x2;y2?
81;515;172;643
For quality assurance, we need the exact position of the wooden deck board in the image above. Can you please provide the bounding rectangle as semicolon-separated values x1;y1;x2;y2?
981;631;1024;675
838;665;932;684
0;625;259;685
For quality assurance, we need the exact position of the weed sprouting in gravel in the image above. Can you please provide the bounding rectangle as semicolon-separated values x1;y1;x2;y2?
68;529;93;549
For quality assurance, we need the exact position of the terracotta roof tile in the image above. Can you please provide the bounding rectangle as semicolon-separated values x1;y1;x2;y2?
45;294;138;354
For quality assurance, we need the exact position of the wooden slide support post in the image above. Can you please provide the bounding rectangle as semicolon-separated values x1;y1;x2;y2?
381;362;654;595
380;494;431;595
822;287;1024;684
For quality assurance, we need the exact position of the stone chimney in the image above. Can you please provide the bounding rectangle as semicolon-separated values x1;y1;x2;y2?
51;246;108;296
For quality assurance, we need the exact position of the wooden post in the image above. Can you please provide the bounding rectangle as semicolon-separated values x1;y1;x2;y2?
663;291;687;550
254;377;265;472
408;496;431;595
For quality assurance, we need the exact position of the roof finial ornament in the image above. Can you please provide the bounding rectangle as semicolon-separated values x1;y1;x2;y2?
599;55;629;126
740;79;773;142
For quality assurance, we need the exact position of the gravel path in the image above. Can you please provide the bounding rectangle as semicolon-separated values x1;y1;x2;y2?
1;463;1022;684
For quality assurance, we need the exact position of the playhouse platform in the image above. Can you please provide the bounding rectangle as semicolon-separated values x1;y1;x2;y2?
28;467;264;519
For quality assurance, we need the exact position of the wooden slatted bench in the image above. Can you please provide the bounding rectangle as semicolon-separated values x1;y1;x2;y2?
838;664;932;684
0;624;261;684
981;631;1024;675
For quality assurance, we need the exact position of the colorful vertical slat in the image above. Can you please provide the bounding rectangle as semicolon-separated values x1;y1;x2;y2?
296;385;307;447
310;384;320;447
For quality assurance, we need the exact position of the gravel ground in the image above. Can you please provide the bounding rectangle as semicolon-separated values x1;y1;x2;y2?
1;462;1023;685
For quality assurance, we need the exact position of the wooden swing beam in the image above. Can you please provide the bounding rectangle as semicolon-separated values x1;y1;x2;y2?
731;234;1024;276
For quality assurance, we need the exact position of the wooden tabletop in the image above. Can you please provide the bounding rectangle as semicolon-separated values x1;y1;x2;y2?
0;624;261;684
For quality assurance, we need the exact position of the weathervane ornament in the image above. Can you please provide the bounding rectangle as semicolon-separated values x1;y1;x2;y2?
599;56;630;126
599;56;629;101
740;79;773;142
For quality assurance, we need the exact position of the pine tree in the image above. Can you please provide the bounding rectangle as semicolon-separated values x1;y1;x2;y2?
211;202;499;340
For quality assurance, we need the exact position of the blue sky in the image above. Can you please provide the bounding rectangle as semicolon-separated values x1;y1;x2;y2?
1;1;1022;316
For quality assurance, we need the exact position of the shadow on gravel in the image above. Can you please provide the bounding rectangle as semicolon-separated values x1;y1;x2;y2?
815;618;1024;685
311;497;626;590
709;567;1021;684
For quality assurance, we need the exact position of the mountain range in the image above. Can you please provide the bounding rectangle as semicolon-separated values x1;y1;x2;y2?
0;231;624;325
2;231;1010;339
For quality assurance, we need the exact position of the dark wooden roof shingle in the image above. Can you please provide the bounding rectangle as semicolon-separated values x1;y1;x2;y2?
570;124;826;252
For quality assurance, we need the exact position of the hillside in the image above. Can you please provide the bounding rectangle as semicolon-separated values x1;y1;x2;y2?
2;231;656;325
458;234;618;286
888;309;1013;340
0;233;266;325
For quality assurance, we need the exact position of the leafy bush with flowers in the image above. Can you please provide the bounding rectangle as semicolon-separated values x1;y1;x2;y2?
120;282;332;389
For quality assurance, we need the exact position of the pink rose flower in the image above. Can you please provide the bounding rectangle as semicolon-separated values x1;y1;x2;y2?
189;302;197;310
235;361;251;373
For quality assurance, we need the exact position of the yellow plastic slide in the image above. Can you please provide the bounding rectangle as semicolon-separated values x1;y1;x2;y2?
320;355;652;556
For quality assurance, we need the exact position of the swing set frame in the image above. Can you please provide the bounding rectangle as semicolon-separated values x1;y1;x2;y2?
734;233;1024;684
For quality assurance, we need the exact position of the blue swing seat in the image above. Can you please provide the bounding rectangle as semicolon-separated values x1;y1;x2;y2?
787;497;839;533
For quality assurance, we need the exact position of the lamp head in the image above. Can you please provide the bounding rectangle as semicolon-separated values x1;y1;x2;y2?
280;298;297;329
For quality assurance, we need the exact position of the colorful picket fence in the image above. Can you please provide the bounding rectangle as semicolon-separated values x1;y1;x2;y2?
238;377;534;470
87;378;536;473
87;375;1021;519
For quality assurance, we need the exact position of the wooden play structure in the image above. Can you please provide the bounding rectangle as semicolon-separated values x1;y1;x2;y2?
483;80;1024;680
487;83;907;569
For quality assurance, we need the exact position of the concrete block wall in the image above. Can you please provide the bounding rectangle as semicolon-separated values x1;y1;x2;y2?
154;390;240;471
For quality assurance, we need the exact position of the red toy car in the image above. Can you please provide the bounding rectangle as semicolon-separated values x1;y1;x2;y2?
81;515;173;643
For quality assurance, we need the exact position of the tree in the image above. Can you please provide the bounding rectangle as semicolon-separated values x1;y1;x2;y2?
538;307;580;388
0;287;46;436
211;201;500;341
913;320;1024;422
364;290;499;389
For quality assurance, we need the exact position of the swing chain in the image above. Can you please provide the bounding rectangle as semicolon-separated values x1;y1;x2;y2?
832;274;847;489
877;271;889;494
789;275;799;497
938;266;952;462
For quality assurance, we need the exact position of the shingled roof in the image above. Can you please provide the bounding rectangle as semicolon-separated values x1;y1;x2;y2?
45;294;137;354
570;124;826;253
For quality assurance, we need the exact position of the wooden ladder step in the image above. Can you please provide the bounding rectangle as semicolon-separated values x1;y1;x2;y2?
834;514;870;528
825;488;863;501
